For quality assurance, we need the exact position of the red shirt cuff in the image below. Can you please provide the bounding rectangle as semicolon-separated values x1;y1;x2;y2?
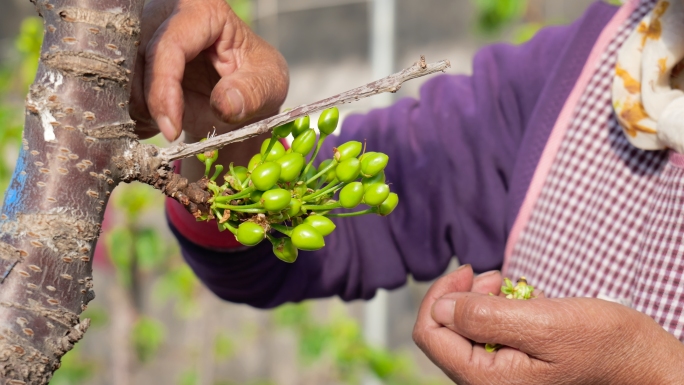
166;197;244;250
167;138;290;250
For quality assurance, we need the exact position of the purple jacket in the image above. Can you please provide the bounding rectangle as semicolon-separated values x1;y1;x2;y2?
168;1;619;308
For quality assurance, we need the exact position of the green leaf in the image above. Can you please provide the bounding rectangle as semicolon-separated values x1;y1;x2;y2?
471;0;528;35
272;302;450;385
178;369;198;385
105;227;134;287
48;344;96;385
132;316;166;363
15;17;43;86
272;303;311;328
485;343;501;353
214;332;235;361
512;22;544;44
135;227;167;271
153;264;200;317
299;325;330;362
114;183;160;220
227;0;252;24
81;306;109;328
366;347;396;379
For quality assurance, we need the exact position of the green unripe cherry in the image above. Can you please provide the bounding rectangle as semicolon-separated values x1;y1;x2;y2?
273;121;295;138
291;129;317;156
294;182;309;198
248;153;262;172
276;152;305;182
261;189;292;211
249;190;264;203
335;158;361;183
363;183;390;206
318;159;337;183
334;141;363;162
236;222;265;246
361;171;386;191
272;237;298;263
293;116;310;137
291;224;325;251
303;215;336;236
360;153;389;177
378;193;399;216
232;166;248;182
318;107;339;135
196;138;218;163
358;151;377;162
226;166;249;190
300;167;318;188
287;198;302;217
339;182;364;209
251;162;281;191
260;138;286;161
197;149;218;163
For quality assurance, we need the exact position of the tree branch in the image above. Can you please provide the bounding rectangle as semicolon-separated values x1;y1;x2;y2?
125;57;450;218
158;57;451;163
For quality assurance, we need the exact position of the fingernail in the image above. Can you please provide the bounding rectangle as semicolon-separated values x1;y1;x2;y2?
477;270;499;278
456;264;471;272
431;298;456;326
225;89;245;122
157;115;179;141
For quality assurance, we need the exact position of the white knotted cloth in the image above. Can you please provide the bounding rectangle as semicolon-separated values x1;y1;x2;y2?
613;0;684;153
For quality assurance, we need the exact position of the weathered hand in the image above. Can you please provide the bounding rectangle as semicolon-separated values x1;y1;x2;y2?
130;0;289;141
413;265;684;385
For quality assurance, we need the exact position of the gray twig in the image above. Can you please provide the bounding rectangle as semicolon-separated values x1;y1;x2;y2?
159;58;450;162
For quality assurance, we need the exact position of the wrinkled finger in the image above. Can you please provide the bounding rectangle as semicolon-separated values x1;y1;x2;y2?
416;326;481;384
414;264;474;331
413;264;474;350
418;312;542;384
431;292;568;356
471;270;502;295
131;54;157;138
210;38;289;124
144;0;230;140
130;0;177;138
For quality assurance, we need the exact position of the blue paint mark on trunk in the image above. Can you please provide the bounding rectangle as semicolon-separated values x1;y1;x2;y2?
2;147;29;220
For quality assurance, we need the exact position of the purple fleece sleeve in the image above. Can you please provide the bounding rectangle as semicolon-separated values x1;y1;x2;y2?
171;17;588;308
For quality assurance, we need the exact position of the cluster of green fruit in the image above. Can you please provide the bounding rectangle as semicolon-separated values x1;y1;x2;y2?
485;277;535;353
195;107;398;263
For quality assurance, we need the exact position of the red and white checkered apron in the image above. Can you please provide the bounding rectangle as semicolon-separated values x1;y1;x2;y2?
506;0;684;342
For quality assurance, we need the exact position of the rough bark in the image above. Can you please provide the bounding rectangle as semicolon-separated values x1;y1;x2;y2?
0;0;143;383
0;0;447;381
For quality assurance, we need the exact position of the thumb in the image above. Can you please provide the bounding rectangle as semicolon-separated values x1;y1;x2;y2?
431;292;563;356
210;40;289;124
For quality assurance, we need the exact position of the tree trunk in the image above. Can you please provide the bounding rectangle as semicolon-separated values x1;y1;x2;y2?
0;0;144;383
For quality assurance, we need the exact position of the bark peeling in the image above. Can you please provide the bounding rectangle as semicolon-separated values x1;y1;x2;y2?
58;8;140;36
43;52;129;85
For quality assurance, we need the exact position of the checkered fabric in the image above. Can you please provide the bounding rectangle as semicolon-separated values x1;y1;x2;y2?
507;0;684;342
